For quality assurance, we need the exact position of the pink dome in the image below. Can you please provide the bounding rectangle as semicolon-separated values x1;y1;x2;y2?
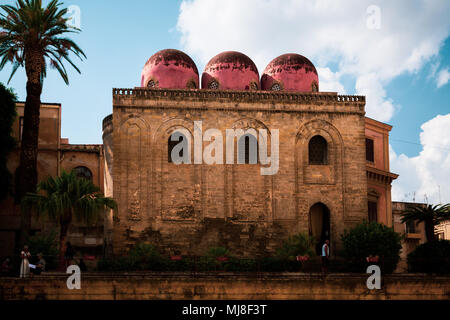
201;51;260;90
140;49;199;89
261;54;319;92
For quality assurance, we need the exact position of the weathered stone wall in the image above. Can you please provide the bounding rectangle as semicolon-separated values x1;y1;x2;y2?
1;273;449;300
110;89;368;256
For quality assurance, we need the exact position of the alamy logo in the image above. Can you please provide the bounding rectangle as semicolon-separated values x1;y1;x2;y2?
366;265;381;289
66;265;81;290
170;121;279;176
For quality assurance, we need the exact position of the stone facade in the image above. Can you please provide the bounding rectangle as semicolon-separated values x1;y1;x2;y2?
106;88;371;257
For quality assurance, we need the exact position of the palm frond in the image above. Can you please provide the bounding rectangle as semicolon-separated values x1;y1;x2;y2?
0;0;85;83
21;170;117;225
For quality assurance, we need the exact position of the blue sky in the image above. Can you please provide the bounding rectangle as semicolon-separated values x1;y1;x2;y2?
1;0;450;203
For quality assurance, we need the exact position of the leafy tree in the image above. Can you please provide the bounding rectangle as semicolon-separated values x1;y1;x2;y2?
22;170;115;270
0;82;17;200
276;232;316;259
26;229;59;270
401;203;450;242
407;240;450;274
0;0;86;244
341;221;402;273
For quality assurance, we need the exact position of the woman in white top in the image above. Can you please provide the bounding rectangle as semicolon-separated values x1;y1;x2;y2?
20;245;31;278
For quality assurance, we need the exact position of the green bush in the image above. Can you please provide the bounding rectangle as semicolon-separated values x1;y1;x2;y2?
340;221;402;273
26;230;59;270
407;240;450;274
128;243;166;270
206;246;229;258
276;233;315;260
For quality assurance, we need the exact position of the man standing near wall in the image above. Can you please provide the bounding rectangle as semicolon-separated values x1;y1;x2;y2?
322;240;330;274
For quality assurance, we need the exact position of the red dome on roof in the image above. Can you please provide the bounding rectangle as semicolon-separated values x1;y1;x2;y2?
140;49;199;89
201;51;260;90
261;54;319;92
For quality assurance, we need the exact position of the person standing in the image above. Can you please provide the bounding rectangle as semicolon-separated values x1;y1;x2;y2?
20;245;31;278
321;240;330;274
64;242;75;269
1;258;13;277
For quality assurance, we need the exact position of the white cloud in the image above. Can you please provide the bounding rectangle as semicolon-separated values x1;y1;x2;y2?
390;114;450;204
177;0;450;122
317;68;345;93
436;68;450;88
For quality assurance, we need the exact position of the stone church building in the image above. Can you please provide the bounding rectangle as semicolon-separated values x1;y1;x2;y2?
102;49;398;257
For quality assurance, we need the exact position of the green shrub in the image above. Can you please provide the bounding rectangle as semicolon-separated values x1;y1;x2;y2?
407;240;450;274
340;221;402;273
128;243;166;270
276;233;315;260
206;246;229;258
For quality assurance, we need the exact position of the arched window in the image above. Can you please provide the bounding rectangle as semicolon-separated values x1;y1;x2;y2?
308;135;328;165
249;81;258;91
147;79;156;88
186;79;197;89
208;80;219;89
271;83;281;91
74;166;92;181
238;134;258;164
168;133;186;163
311;81;318;92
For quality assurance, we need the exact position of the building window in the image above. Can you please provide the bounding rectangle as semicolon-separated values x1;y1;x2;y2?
308;135;328;165
19;116;24;140
208;80;219;89
168;134;185;163
147;79;156;88
366;138;374;162
405;220;416;234
186;79;197;89
311;81;318;92
368;201;378;222
237;134;258;164
74;166;93;181
249;81;258;91
271;83;281;91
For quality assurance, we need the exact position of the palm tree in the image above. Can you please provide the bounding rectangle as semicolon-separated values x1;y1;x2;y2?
0;0;86;242
22;170;116;270
401;203;450;242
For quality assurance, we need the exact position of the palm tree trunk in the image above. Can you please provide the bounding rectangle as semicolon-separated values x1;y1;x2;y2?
15;50;43;248
425;218;435;242
59;221;70;271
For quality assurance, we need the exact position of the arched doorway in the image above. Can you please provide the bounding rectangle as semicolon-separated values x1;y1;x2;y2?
309;203;331;255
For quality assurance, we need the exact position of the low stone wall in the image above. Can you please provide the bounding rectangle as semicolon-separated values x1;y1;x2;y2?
1;272;449;300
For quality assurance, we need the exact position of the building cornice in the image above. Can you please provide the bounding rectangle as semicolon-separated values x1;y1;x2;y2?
366;166;399;184
113;88;365;104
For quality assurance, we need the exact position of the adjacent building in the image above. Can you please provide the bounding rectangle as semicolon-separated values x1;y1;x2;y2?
0;102;104;259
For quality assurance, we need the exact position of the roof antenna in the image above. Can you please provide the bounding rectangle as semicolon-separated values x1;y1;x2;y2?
438;185;441;204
